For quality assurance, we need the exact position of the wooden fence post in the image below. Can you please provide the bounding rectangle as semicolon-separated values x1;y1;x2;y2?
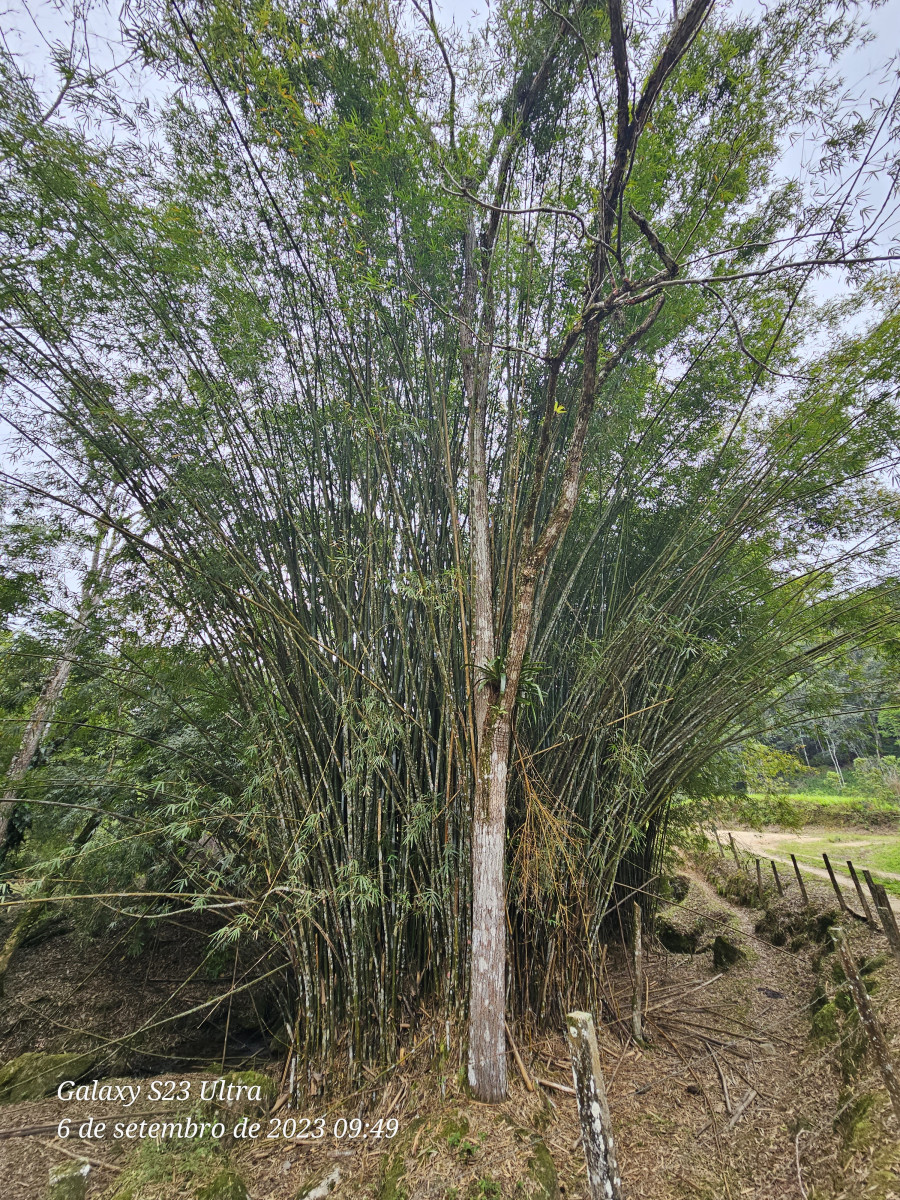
755;858;764;902
565;1011;623;1200
771;860;784;897
862;871;900;964
48;1160;91;1200
822;854;848;912
713;829;725;858
728;833;741;867
846;861;875;928
831;927;900;1124
791;854;809;905
631;902;643;1043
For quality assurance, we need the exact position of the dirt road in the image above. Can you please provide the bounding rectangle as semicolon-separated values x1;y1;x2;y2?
722;828;900;916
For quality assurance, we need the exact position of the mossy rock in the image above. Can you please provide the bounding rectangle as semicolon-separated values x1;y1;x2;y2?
195;1170;250;1200
47;1161;91;1200
755;901;839;950
703;860;766;908
834;1089;879;1149
656;915;702;954
526;1137;560;1199
754;904;795;947
860;953;889;977
663;874;690;904
809;910;840;943
712;935;745;970
379;1150;408;1200
810;999;841;1043
0;1051;95;1104
195;1070;277;1123
468;1180;501;1199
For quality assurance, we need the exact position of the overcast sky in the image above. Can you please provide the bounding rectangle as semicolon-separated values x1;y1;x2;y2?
3;0;899;119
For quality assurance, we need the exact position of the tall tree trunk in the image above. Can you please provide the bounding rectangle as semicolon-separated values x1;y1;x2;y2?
467;712;510;1101
464;300;665;1099
868;711;882;761
0;534;110;856
828;738;844;787
460;0;697;1098
461;213;507;1100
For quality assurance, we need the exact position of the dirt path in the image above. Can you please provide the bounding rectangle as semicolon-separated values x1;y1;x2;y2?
721;828;900;916
723;829;900;882
596;861;900;1199
1;861;898;1199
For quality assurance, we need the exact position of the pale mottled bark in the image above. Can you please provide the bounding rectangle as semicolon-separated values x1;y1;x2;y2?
467;730;509;1101
459;0;692;1099
464;278;665;1104
0;630;78;808
565;1010;623;1200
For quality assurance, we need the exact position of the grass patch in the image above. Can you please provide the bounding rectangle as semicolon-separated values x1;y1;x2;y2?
776;832;900;898
868;841;900;875
781;791;898;812
719;788;899;834
108;1132;228;1197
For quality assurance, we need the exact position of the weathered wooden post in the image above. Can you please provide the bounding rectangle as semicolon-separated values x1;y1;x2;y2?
846;861;875;928
791;854;809;905
47;1161;91;1200
713;828;725;858
630;901;643;1043
565;1011;623;1200
822;854;848;912
755;857;764;902
771;860;784;897
728;833;741;867
863;871;900;964
831;927;900;1124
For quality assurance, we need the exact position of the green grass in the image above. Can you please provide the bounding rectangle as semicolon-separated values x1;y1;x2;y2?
779;791;898;811
869;840;900;876
776;831;900;898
